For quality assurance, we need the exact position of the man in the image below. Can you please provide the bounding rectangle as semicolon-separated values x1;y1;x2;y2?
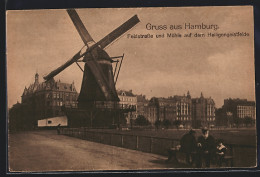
166;129;196;164
196;128;216;168
57;124;61;135
180;129;197;165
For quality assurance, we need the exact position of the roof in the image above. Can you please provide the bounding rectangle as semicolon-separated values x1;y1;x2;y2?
192;97;215;104
224;98;255;106
22;75;77;96
137;95;149;102
117;90;135;97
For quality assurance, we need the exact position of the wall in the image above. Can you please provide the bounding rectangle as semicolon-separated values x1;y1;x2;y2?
38;116;67;127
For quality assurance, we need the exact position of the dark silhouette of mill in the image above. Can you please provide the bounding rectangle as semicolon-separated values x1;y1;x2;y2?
44;9;140;127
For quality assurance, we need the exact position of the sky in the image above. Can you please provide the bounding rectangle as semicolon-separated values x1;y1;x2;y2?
6;6;255;108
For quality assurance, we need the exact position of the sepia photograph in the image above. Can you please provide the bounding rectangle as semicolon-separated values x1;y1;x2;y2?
6;6;256;172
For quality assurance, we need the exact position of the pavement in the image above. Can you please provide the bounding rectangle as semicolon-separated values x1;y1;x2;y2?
8;130;180;172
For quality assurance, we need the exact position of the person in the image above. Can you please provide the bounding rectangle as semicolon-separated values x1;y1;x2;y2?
196;128;216;168
166;129;197;164
57;124;61;135
180;129;197;165
215;139;227;167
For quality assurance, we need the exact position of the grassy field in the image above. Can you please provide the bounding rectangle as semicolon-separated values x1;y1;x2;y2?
85;128;256;146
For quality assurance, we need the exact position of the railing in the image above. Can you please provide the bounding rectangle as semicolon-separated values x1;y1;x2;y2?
60;128;256;167
61;128;180;155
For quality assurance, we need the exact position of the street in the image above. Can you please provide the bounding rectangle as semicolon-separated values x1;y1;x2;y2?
9;130;172;172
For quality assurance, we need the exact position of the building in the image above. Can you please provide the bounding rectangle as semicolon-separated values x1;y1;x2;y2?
144;91;215;129
117;90;137;124
191;92;215;128
19;73;78;128
216;98;256;127
172;92;192;128
145;97;159;125
223;98;255;119
136;94;149;117
157;97;176;122
145;91;193;128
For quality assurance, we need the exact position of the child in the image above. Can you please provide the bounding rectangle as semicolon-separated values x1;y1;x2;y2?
216;139;227;166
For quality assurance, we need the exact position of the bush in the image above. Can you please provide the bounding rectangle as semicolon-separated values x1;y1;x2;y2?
173;120;182;130
244;116;254;127
162;119;171;129
135;115;149;126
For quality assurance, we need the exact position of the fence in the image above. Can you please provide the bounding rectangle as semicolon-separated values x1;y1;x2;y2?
60;128;256;167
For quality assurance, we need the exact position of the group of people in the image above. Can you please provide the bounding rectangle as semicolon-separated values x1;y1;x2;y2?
167;128;227;168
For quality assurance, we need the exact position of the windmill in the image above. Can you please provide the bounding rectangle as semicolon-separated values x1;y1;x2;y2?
44;9;140;127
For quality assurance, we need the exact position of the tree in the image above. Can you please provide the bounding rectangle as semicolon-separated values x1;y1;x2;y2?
244;116;253;127
119;113;127;126
233;117;243;128
162;119;171;129
135;115;149;126
173;120;182;130
155;120;161;130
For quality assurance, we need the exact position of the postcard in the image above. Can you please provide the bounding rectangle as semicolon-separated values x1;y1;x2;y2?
7;6;256;172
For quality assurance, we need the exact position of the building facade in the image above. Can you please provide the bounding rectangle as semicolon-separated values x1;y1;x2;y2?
136;94;149;117
145;97;159;125
144;92;193;128
173;92;193;128
222;98;255;119
191;92;215;128
216;98;256;127
117;90;137;124
20;73;78;125
144;92;215;128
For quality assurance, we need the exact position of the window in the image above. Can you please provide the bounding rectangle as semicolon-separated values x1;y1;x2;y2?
46;93;51;98
66;93;69;101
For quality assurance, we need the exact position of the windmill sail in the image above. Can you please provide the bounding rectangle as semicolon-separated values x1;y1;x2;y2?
97;15;140;49
43;50;82;81
44;9;140;108
67;9;94;45
44;13;139;81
